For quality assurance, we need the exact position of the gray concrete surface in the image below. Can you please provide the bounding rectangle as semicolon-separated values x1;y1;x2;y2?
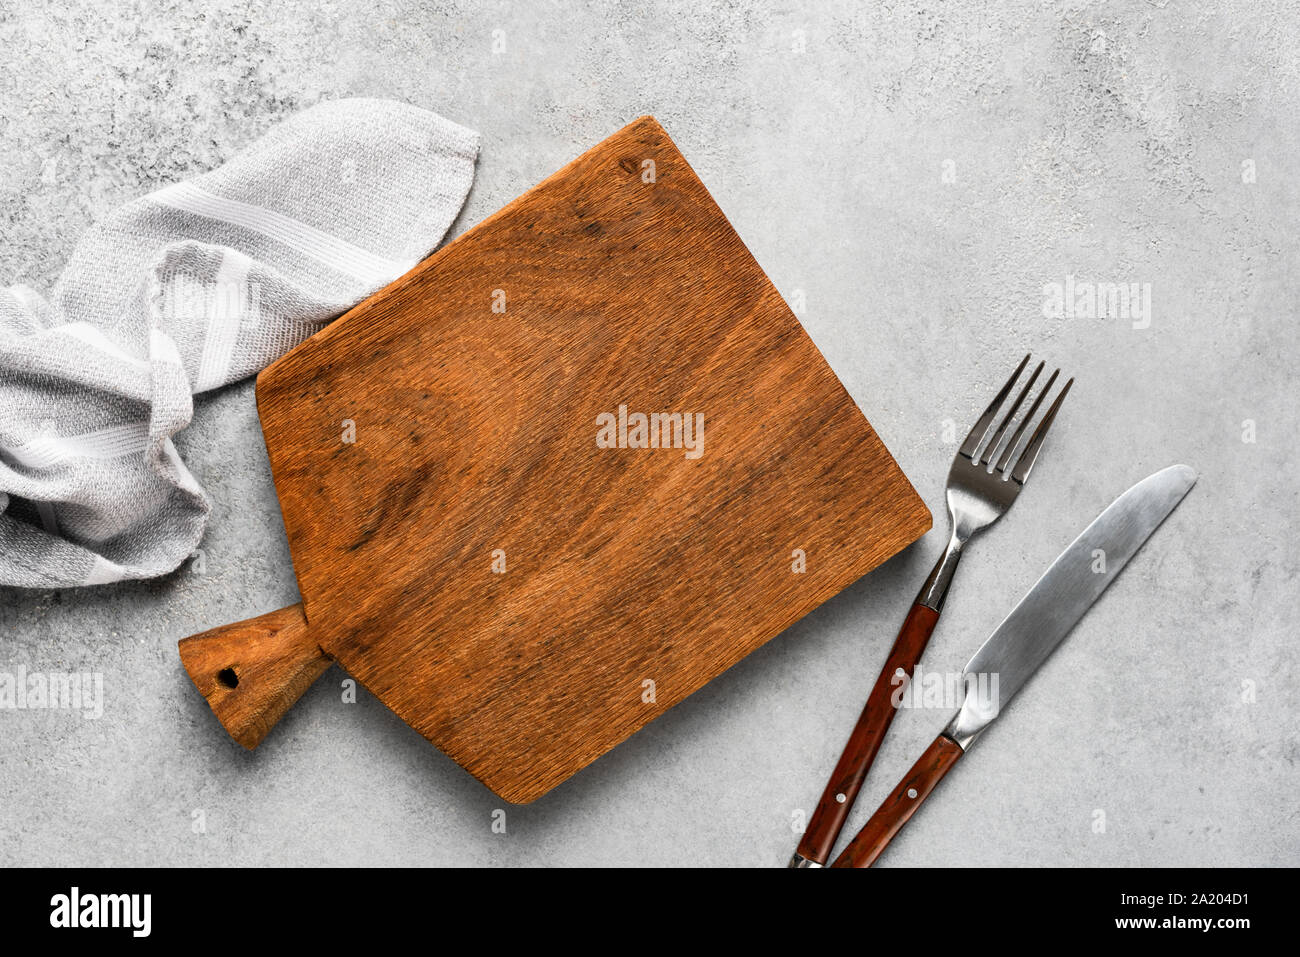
1;1;1297;867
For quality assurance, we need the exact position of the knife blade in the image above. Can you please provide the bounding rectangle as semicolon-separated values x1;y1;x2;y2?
829;463;1197;867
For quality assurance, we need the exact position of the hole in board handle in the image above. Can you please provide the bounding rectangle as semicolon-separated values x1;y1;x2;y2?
217;667;239;689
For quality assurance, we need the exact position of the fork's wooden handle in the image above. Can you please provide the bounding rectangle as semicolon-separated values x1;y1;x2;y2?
178;603;331;750
830;733;964;867
794;602;941;865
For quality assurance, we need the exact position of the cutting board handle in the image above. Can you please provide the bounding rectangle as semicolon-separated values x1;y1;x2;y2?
178;603;331;749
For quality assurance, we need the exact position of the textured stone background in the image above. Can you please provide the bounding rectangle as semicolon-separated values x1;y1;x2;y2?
1;1;1296;866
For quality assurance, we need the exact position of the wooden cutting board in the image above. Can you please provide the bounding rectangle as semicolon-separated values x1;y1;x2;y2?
179;116;930;803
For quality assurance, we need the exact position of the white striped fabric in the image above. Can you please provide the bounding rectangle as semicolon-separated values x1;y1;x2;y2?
152;181;417;287
52;323;152;371
0;99;478;588
82;554;129;586
5;422;151;469
194;250;251;391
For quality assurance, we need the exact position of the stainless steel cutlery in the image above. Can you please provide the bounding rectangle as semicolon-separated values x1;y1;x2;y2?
831;465;1197;867
791;354;1072;867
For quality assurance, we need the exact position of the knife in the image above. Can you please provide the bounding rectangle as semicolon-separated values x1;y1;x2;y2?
829;464;1197;867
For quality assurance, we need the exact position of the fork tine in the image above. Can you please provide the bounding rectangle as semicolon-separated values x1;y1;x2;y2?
995;368;1059;474
958;354;1030;459
1009;376;1073;484
978;360;1044;466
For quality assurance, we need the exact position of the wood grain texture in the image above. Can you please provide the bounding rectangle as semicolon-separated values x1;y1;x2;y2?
830;733;963;868
233;115;930;802
178;602;330;749
796;602;941;864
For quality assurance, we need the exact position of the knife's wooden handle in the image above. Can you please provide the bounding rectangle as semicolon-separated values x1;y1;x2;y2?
179;602;331;749
795;602;941;865
830;733;963;867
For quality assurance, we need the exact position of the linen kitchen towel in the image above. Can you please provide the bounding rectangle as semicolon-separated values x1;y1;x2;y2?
0;99;479;588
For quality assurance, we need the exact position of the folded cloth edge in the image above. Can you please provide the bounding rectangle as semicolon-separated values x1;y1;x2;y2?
0;98;479;589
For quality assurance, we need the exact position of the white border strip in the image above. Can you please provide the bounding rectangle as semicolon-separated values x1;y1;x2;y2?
50;324;152;372
5;422;151;470
151;182;414;286
194;250;250;391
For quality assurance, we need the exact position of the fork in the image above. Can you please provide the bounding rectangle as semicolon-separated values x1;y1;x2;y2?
789;354;1072;867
